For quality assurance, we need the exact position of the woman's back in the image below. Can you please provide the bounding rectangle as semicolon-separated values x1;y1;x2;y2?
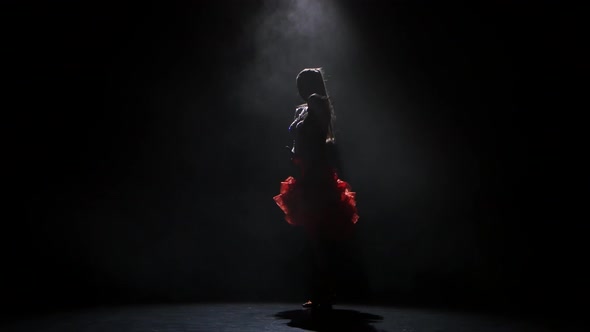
289;94;333;176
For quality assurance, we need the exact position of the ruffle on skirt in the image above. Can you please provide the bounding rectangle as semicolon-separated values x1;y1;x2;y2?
273;174;359;240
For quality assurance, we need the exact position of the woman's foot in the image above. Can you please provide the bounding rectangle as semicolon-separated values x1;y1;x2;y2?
302;300;314;308
302;300;333;311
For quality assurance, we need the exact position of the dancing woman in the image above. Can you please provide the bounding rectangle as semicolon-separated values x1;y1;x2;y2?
274;68;359;311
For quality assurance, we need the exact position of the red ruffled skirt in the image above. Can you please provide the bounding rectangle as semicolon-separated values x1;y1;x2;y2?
273;172;359;240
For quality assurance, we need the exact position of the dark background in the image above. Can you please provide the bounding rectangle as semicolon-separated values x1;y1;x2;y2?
2;0;588;322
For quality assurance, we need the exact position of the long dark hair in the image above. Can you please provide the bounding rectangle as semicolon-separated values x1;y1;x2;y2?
296;68;335;143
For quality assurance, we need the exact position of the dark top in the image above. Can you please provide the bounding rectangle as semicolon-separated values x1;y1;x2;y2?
288;94;342;179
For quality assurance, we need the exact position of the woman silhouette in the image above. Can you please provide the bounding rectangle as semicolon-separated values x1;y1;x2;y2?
274;68;359;311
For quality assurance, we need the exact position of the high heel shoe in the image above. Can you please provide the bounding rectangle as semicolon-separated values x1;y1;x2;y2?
301;300;314;308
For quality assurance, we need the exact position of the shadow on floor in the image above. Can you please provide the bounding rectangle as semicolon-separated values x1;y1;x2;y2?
274;308;384;332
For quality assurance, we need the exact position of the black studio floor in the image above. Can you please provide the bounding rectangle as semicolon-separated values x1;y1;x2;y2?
1;303;580;332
